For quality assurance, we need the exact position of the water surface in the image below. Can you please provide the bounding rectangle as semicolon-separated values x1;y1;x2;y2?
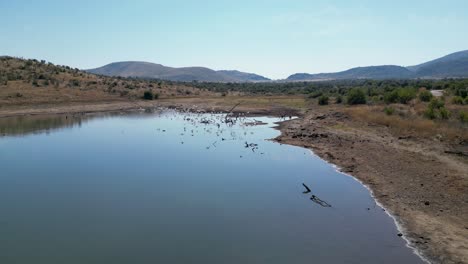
0;110;424;264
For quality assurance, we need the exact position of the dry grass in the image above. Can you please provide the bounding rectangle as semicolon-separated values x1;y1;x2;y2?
159;95;308;112
345;105;467;141
0;57;213;107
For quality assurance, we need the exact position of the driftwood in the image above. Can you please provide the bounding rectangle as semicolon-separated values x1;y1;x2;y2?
225;103;241;123
301;183;332;207
310;195;332;207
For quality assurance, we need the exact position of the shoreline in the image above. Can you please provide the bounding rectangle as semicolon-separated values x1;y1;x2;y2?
0;100;467;263
271;125;431;263
326;154;431;264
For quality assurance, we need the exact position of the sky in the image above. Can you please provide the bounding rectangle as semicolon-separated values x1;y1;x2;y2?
1;0;467;79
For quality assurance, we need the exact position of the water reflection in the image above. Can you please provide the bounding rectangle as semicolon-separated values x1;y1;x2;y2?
0;109;171;137
0;114;88;136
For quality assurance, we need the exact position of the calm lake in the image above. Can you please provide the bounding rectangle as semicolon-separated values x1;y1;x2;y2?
0;110;424;264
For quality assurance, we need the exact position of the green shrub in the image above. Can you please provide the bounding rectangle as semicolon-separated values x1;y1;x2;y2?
429;98;444;109
383;90;399;104
439;107;451;119
424;107;436;119
453;87;467;98
384;106;395;115
397;88;416;104
143;90;154;100
335;95;343;104
452;96;464;105
308;91;323;99
419;90;433;102
459;111;468;123
384;88;416;104
318;95;329;105
347;89;367;105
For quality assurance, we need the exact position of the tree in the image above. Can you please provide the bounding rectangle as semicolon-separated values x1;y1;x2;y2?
419;90;433;102
143;90;154;100
318;95;329;105
347;89;367;105
335;95;343;104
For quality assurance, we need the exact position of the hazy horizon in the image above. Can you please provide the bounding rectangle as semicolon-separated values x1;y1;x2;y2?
1;0;468;79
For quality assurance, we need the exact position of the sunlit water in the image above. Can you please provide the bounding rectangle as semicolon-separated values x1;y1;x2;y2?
0;110;424;264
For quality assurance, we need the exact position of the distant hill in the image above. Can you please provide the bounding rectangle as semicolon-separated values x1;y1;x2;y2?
88;50;468;82
288;65;415;81
407;50;468;78
87;61;270;82
217;70;270;82
287;50;468;81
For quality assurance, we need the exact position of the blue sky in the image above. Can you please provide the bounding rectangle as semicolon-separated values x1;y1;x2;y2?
1;0;467;79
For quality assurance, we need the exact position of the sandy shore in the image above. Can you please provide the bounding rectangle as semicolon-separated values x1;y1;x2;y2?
0;100;466;263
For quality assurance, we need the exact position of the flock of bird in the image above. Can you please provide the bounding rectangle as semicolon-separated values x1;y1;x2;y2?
151;107;332;207
153;107;279;155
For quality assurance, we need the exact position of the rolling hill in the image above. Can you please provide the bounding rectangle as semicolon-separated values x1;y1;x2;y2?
407;50;468;78
288;65;416;81
87;50;468;82
287;50;468;81
87;61;270;82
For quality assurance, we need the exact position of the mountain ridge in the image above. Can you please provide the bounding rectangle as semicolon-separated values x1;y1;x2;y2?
87;50;468;82
87;61;270;82
286;50;468;81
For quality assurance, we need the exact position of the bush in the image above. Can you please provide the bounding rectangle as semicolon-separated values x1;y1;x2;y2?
459;111;468;123
143;90;154;100
383;90;399;104
335;95;343;104
453;87;467;98
424;107;436;119
429;98;444;109
397;88;416;104
439;107;451;119
452;96;464;105
308;91;323;99
384;106;395;115
70;79;80;87
384;88;416;104
318;95;329;105
347;89;367;105
423;98;451;120
419;90;433;102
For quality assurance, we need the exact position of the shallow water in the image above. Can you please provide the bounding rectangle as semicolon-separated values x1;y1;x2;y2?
0;110;424;264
